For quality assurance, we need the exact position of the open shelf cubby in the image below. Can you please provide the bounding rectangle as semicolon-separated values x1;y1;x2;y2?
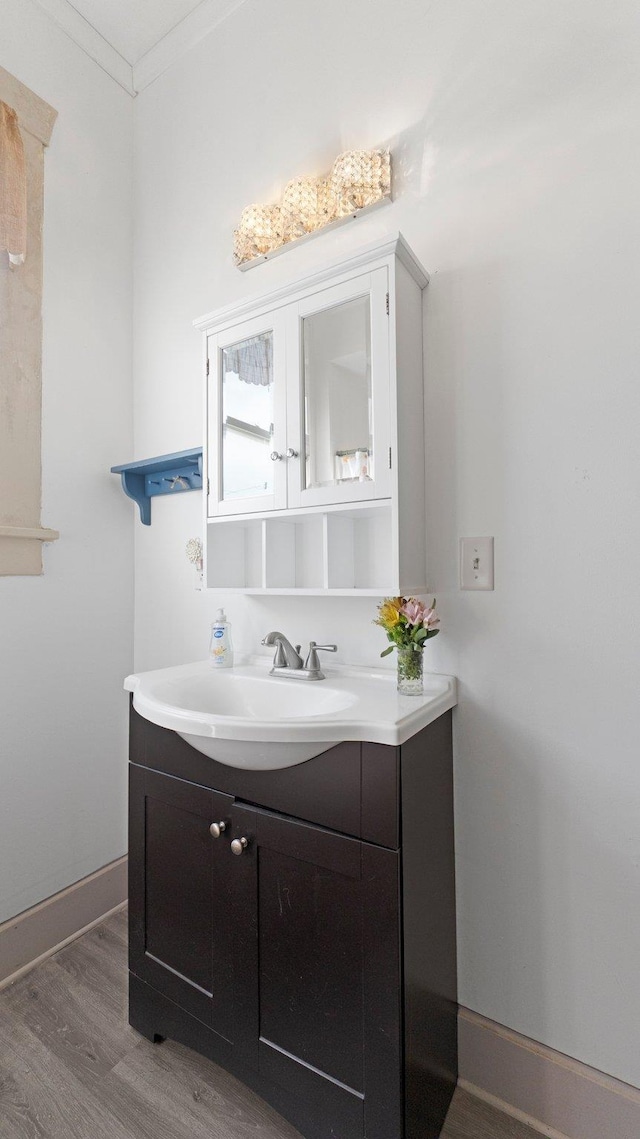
206;502;396;595
264;516;325;590
207;519;263;590
325;506;393;591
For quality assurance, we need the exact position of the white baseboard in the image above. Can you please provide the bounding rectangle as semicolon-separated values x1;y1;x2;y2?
458;1006;640;1139
0;856;128;989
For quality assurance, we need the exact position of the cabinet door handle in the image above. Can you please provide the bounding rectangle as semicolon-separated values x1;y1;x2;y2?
286;448;299;459
270;451;283;462
209;821;227;839
231;837;249;856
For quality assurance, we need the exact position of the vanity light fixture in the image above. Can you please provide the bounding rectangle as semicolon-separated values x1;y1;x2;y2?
233;149;391;270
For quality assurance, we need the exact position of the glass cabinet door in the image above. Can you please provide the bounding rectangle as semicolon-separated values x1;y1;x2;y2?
207;312;287;516
286;268;391;509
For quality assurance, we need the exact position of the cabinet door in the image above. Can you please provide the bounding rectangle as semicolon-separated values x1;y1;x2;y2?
230;804;402;1139
129;766;234;1042
286;267;391;509
207;310;288;516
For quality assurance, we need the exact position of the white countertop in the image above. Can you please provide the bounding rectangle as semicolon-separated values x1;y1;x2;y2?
125;657;457;769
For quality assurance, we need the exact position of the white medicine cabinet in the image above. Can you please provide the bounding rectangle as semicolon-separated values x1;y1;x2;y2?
194;233;429;595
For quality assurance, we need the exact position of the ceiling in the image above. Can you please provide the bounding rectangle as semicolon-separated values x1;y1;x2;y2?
33;0;247;94
70;0;206;64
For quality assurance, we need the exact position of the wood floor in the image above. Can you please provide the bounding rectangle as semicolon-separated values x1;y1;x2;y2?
0;909;541;1139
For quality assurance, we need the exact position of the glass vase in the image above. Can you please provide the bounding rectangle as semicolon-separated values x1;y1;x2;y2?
397;646;424;696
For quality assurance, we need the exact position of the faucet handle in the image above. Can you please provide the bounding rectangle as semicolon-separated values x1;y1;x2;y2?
304;641;338;672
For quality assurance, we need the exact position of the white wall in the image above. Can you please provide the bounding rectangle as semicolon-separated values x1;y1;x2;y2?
132;0;640;1088
0;0;133;922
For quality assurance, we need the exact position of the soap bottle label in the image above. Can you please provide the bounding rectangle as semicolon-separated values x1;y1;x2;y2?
209;621;233;668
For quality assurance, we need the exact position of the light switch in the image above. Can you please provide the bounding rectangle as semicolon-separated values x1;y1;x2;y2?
460;537;494;590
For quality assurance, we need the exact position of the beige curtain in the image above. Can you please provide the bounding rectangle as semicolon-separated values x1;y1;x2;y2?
0;100;26;265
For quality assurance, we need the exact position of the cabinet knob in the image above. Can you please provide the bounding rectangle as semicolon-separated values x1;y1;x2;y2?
286;448;299;459
209;821;227;839
270;451;283;462
231;837;249;856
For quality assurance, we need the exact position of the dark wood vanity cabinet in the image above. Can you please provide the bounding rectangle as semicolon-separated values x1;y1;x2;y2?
128;705;457;1139
129;766;235;1037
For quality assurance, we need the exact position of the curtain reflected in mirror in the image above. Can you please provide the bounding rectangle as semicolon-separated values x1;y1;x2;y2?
221;331;274;501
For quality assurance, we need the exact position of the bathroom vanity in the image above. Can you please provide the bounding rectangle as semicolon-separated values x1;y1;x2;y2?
127;677;457;1139
127;232;456;1137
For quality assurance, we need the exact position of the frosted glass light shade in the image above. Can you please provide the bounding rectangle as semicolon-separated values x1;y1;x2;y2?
331;150;391;215
233;203;283;263
281;176;336;239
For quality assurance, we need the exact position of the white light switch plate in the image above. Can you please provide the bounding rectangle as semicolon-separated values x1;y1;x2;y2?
460;537;494;590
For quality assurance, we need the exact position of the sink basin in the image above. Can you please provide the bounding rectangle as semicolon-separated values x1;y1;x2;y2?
124;658;457;770
143;668;356;720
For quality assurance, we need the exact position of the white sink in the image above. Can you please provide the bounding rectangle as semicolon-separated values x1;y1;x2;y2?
124;658;457;770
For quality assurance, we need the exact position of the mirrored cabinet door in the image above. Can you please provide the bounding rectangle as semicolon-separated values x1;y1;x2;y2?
287;268;391;509
208;312;288;516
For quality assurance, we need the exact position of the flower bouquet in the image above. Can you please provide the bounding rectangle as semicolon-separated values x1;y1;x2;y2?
374;596;440;695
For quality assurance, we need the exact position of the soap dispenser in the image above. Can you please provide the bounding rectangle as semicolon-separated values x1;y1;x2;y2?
209;608;233;668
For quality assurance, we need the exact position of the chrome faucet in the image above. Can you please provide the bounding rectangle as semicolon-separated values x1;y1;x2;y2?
261;631;303;670
262;632;337;681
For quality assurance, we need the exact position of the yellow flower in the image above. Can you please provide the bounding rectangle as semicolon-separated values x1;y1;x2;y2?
377;598;402;629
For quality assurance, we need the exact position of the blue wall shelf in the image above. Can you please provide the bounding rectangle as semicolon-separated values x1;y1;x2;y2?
111;448;203;525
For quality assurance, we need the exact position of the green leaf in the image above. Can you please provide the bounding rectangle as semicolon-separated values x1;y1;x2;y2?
380;645;394;657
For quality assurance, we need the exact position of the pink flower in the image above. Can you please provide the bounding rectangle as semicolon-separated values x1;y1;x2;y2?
423;606;440;630
400;599;426;625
